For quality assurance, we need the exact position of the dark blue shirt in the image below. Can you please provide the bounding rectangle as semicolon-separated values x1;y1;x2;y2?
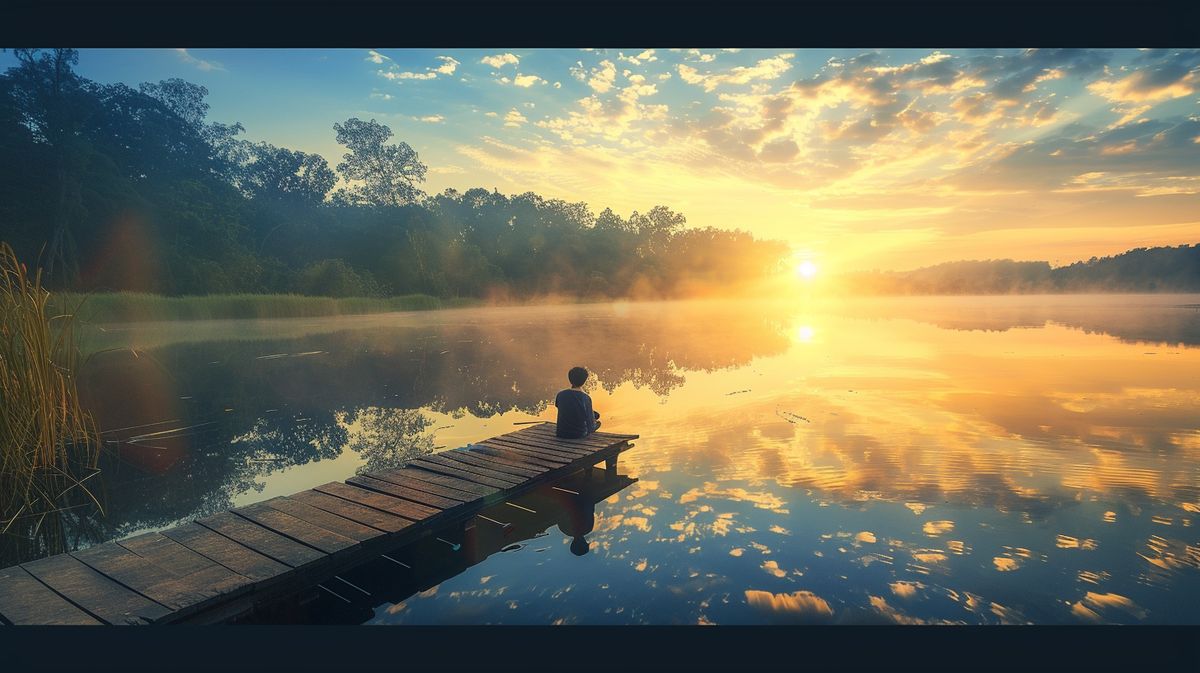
555;388;596;438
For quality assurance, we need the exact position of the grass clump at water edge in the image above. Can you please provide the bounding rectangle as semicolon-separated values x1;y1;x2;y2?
0;243;103;566
51;291;473;323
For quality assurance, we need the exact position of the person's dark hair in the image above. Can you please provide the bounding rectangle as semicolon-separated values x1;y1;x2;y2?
568;366;588;387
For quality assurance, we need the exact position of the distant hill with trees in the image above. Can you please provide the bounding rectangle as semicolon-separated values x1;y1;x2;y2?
0;49;787;300
842;245;1200;295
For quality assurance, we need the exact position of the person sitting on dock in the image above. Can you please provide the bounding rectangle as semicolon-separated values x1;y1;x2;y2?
555;366;601;439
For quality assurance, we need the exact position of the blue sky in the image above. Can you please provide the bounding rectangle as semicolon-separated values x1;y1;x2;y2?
3;48;1198;271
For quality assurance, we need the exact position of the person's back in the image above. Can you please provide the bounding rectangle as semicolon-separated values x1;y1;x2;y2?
555;366;600;439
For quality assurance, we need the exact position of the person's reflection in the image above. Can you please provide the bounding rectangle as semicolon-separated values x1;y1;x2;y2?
556;492;596;556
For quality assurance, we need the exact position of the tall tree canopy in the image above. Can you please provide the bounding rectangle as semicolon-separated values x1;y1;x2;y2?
332;117;427;208
0;51;789;298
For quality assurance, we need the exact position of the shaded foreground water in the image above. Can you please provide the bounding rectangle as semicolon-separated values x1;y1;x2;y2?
24;295;1200;624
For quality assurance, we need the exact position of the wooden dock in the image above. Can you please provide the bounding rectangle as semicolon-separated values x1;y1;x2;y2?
0;423;637;625
245;466;638;624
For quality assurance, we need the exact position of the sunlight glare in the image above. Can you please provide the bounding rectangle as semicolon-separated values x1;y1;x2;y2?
795;261;818;280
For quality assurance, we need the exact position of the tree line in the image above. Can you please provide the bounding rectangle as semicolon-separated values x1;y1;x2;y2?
0;49;788;299
841;245;1200;295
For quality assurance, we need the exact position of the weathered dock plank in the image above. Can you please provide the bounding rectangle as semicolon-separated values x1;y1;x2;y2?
415;453;526;485
365;468;482;502
409;458;519;489
386;466;499;498
491;433;595;455
287;490;413;534
444;449;546;477
71;542;218;614
21;554;171;625
313;481;441;522
116;532;251;597
468;444;565;469
261;497;383;542
487;436;595;459
161;522;290;583
196;512;326;568
231;502;360;555
0;423;638;625
347;474;465;511
0;566;102;625
475;440;577;464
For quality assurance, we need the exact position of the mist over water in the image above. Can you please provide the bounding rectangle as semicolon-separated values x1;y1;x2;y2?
57;295;1200;624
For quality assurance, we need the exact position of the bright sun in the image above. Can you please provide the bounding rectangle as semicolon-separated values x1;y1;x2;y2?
795;260;818;279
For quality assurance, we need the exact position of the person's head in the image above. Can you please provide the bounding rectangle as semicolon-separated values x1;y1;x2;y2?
568;366;589;388
570;536;591;556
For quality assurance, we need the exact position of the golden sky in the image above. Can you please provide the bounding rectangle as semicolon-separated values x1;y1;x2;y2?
33;48;1200;272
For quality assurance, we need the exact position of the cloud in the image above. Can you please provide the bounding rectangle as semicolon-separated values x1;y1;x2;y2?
365;50;391;64
588;60;618;93
759;137;799;163
481;53;520;69
382;70;436;81
684;49;719;63
504;109;527;127
174;48;224;72
513;73;546;87
967;48;1108;102
678;53;795;92
954;117;1200;193
537;75;667;144
416;115;445;123
619;49;658;65
1088;51;1200;125
378;55;458;82
435;48;1199;272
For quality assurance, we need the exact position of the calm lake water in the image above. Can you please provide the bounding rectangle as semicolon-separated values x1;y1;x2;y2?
68;295;1200;624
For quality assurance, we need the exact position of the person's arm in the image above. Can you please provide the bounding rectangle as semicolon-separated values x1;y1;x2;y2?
584;394;597;433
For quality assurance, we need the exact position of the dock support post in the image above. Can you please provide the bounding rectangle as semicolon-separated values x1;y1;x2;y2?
605;455;618;478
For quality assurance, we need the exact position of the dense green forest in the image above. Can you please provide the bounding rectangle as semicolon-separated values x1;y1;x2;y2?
842;245;1200;295
0;49;788;299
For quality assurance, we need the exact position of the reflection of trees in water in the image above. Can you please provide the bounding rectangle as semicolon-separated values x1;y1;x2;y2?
233;413;348;464
342;407;436;474
69;302;793;547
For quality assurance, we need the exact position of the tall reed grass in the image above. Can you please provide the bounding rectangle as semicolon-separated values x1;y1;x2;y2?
51;291;471;323
1;243;103;566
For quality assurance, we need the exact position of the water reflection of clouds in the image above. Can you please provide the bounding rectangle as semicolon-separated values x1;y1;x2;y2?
617;311;1200;527
1071;592;1148;622
744;589;833;620
74;297;1200;624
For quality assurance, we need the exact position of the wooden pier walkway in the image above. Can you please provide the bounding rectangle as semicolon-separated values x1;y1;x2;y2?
0;423;637;625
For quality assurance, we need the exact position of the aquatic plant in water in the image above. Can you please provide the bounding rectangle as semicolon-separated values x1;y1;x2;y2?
0;242;103;566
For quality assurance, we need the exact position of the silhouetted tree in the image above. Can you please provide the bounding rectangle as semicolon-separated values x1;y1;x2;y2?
332;117;427;207
0;52;791;299
7;49;90;284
